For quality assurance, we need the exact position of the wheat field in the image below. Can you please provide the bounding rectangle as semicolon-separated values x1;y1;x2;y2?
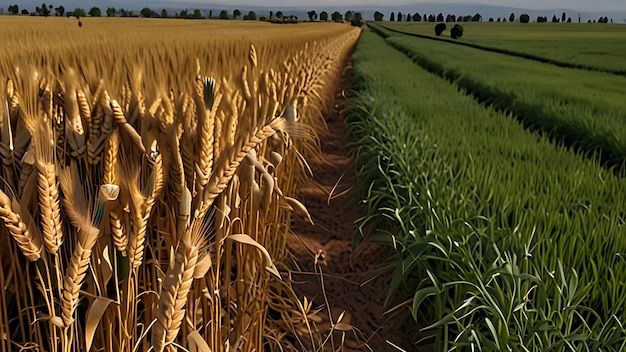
0;17;360;351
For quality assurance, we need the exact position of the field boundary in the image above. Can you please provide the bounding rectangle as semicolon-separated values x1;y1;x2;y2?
369;22;626;77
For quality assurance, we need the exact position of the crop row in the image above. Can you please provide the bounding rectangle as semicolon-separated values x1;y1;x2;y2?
377;22;626;75
368;22;626;171
346;29;626;350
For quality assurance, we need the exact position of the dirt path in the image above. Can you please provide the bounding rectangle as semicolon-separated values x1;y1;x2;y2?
288;64;414;351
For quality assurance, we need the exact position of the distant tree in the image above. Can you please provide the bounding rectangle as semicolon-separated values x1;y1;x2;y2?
8;4;18;14
269;11;273;20
397;12;402;21
373;11;384;21
192;9;202;18
428;14;435;22
406;13;411;21
451;24;463;39
307;10;317;21
275;11;283;19
436;13;443;21
331;11;342;22
566;16;572;22
179;10;188;18
233;9;241;19
72;8;86;17
519;13;530;23
55;5;64;16
496;18;501;22
209;10;212;18
351;12;363;26
21;9;29;14
412;13;420;21
246;10;256;20
140;7;154;17
161;9;167;18
562;12;566;22
344;11;353;22
40;3;51;16
578;14;581;23
488;17;494;22
106;7;115;17
509;12;515;22
219;10;229;19
89;7;102;17
472;13;482;21
446;14;455;22
319;11;327;21
434;22;446;36
389;12;394;21
598;16;608;23
503;17;506;22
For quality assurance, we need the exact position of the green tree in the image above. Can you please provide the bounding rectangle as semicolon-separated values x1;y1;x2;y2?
413;13;421;21
275;11;283;19
319;11;327;21
246;10;256;20
472;13;482;21
89;7;102;17
331;11;342;22
21;9;29;14
390;12;394;21
55;5;64;16
106;7;116;17
351;12;363;26
509;12;515;22
436;12;443;21
140;7;154;17
219;10;228;19
373;11;383;21
307;10;317;21
8;4;19;14
192;9;202;18
233;9;241;19
73;8;86;17
179;10;188;18
519;13;530;23
397;12;402;21
344;10;353;22
161;9;167;17
40;3;51;16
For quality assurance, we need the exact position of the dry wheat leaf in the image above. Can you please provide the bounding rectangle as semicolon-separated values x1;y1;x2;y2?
188;330;212;352
227;234;281;279
85;297;115;351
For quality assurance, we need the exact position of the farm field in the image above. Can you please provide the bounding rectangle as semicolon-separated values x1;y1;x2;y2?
377;21;626;73
369;22;626;169
0;16;363;352
344;25;626;350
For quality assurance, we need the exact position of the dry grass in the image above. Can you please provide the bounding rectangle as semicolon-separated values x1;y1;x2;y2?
0;17;360;351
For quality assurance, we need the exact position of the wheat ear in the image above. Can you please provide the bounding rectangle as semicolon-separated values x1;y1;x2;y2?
151;220;206;352
195;117;286;219
0;189;42;261
61;225;99;327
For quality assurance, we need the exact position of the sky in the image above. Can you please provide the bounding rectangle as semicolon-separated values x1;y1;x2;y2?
10;0;625;13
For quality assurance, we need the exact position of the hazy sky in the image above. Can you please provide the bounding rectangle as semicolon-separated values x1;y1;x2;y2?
12;0;625;13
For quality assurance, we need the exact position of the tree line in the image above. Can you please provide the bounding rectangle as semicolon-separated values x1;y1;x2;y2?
3;3;364;25
372;10;612;24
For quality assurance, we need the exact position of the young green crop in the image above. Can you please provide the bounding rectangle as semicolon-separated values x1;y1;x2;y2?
347;29;626;351
369;23;626;170
379;21;626;74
